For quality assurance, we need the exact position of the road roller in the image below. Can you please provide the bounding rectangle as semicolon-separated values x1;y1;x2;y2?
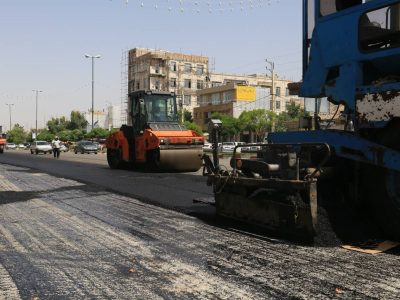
0;133;6;154
106;90;204;172
202;0;400;241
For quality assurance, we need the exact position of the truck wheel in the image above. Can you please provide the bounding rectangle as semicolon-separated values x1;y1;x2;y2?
107;148;122;169
31;149;34;154
0;147;3;154
35;150;39;155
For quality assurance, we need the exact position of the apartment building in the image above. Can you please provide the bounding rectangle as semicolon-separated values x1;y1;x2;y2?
194;83;303;131
127;48;302;122
128;48;209;113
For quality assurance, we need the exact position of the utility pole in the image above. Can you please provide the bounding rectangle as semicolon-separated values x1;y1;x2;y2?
85;54;101;131
5;103;14;131
266;59;276;132
32;90;43;140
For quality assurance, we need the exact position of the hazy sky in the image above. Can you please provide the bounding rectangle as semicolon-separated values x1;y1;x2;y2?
0;0;301;131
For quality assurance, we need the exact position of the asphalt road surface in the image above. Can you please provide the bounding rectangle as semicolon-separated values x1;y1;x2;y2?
1;150;400;299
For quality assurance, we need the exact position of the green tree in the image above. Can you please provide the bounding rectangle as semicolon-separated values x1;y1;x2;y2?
184;121;203;135
183;109;193;123
286;102;305;119
85;127;110;139
36;130;54;142
211;112;241;140
238;109;275;142
275;102;306;132
70;129;85;141
68;111;87;130
47;116;68;133
7;124;27;144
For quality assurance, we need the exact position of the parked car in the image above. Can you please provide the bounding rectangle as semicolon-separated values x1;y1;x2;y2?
93;142;103;151
220;142;236;152
5;143;16;150
74;140;98;154
249;143;262;152
17;144;25;149
30;141;52;154
202;142;212;152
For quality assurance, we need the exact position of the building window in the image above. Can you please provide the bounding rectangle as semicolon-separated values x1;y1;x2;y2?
212;81;222;87
184;63;191;73
171;61;177;72
223;91;234;103
285;101;290;109
136;81;140;90
155;80;160;90
155;65;160;74
276;87;281;96
285;88;290;96
196;64;204;75
184;79;192;89
197;80;204;90
276;101;281;110
211;93;220;105
170;78;177;88
184;95;191;105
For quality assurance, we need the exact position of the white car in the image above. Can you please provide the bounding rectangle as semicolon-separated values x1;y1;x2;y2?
30;141;53;155
202;142;212;152
5;143;17;150
221;142;236;152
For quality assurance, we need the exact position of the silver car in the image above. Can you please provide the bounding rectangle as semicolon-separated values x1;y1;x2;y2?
30;141;53;155
74;140;98;154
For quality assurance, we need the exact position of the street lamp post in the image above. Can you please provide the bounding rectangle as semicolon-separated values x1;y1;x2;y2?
5;103;14;131
85;54;101;131
266;59;276;132
32;90;43;140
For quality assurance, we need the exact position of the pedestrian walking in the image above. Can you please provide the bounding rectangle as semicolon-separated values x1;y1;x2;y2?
51;136;61;158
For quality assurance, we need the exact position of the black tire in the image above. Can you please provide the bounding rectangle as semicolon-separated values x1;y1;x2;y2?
95;152;97;155
107;148;122;169
30;149;33;154
81;150;84;154
49;151;52;154
35;149;39;155
363;120;400;240
74;150;77;154
0;147;3;154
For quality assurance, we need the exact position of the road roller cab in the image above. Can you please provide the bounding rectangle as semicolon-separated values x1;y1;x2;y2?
106;90;204;171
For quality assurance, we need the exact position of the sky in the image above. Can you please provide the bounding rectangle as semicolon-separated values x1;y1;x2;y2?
0;0;302;131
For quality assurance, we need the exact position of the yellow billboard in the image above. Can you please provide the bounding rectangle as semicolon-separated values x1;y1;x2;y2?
235;86;256;101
